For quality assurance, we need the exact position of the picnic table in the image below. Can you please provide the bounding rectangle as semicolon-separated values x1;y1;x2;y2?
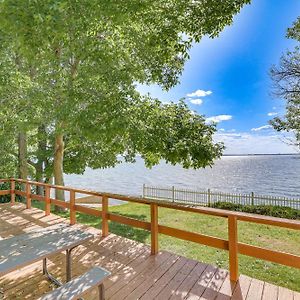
0;224;93;287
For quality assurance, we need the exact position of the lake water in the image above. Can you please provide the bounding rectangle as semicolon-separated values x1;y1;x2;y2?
65;155;300;199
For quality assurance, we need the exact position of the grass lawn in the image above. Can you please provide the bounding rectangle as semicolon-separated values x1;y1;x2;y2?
34;201;300;292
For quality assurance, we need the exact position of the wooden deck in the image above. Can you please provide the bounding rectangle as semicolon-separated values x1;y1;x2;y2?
0;204;299;300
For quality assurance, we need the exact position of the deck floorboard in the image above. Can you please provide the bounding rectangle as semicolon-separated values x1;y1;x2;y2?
0;203;297;300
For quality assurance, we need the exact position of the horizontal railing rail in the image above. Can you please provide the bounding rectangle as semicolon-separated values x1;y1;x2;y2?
1;178;300;282
143;184;300;209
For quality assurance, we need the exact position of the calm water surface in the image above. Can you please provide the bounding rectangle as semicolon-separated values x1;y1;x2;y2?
65;155;300;198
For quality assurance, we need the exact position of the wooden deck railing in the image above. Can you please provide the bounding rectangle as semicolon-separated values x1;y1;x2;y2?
1;178;300;282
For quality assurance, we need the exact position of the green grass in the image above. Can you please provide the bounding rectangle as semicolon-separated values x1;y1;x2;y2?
32;200;300;292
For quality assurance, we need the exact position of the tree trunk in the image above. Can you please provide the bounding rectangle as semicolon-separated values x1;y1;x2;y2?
35;125;47;195
18;132;28;180
35;163;44;195
18;132;28;197
53;132;65;209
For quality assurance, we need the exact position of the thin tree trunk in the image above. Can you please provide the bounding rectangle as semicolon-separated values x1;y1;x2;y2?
18;132;28;180
54;132;65;206
35;125;47;195
35;164;43;195
18;132;28;197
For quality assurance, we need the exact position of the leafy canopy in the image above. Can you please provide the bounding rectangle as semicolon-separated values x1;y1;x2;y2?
0;0;250;177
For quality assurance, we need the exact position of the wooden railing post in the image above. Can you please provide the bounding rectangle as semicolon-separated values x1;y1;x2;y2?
26;182;31;209
102;195;109;237
208;189;211;206
70;190;76;225
45;185;51;216
151;203;159;255
228;215;238;282
10;178;15;205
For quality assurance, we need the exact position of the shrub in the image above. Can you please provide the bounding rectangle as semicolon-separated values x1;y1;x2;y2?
0;181;11;203
0;181;23;203
210;202;300;220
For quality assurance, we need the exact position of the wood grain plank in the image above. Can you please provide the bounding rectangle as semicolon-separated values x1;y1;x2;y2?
262;282;278;300
169;263;209;300
228;216;238;281
101;195;109;237
246;278;264;300
185;264;218;300
74;204;101;217
139;256;188;299
0;190;10;196
215;273;237;300
199;269;228;300
278;286;294;300
107;213;151;230
105;251;169;298
120;255;180;300
231;275;252;300
109;252;176;300
151;203;159;254
156;259;198;299
294;291;300;300
238;243;300;269
158;225;228;250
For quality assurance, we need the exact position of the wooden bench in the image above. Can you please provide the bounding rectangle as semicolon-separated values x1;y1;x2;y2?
38;267;110;300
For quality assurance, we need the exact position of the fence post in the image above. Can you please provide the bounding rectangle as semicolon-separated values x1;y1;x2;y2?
208;189;211;206
10;179;15;205
151;203;159;255
45;185;51;216
228;215;238;282
70;190;76;225
25;182;31;209
251;192;254;206
142;183;145;198
172;186;175;202
102;195;109;237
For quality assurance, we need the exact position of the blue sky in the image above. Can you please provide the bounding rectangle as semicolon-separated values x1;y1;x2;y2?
139;0;300;154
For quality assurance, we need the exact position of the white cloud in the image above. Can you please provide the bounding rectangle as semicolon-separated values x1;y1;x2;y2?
186;89;212;97
215;131;297;154
206;114;232;123
190;98;203;105
251;125;272;132
267;112;278;116
219;128;236;133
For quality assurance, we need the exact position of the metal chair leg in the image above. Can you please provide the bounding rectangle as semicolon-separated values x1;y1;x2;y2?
43;257;47;275
42;258;62;286
66;249;72;282
66;246;77;282
98;283;105;300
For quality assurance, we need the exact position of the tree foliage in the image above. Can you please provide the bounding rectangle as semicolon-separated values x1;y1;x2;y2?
270;17;300;147
0;0;250;191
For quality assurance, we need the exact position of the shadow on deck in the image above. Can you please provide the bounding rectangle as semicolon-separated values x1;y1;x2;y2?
0;203;299;300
